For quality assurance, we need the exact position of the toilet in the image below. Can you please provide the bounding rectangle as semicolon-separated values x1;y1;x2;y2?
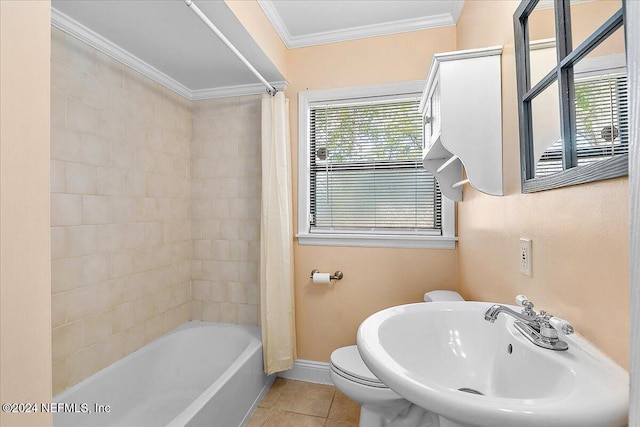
329;290;464;427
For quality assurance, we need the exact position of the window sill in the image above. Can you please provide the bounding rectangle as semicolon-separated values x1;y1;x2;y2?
296;233;457;249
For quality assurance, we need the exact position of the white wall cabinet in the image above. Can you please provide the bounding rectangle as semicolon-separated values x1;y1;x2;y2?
420;46;503;201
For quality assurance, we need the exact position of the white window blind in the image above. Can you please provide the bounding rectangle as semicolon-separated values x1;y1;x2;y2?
308;97;442;235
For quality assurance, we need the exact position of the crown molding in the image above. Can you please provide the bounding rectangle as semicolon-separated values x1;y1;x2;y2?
258;0;461;48
51;7;192;99
51;7;282;100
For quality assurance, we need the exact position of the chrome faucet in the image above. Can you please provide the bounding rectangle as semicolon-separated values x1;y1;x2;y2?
484;295;574;351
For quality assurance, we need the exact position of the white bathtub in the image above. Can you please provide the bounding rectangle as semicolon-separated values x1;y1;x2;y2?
54;322;273;427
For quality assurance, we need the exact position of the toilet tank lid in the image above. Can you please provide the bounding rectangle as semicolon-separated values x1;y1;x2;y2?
424;290;464;302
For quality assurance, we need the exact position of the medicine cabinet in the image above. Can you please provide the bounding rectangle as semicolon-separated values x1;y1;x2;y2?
420;46;503;201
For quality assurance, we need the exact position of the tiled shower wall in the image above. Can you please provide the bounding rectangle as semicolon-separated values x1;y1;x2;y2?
190;96;262;326
50;28;192;394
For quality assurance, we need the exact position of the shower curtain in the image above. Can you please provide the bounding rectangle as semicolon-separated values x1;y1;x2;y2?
260;92;296;375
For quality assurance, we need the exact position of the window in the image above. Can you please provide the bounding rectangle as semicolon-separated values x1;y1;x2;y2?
297;82;456;249
514;0;627;192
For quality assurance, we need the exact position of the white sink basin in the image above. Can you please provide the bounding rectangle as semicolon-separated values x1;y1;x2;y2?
357;301;628;427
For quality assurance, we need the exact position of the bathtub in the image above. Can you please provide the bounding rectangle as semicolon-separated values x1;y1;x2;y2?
54;322;273;427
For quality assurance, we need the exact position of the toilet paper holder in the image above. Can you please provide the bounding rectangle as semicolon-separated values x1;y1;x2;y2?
310;269;344;281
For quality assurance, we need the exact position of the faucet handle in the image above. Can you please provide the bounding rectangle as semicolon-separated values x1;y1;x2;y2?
549;317;574;335
515;294;535;311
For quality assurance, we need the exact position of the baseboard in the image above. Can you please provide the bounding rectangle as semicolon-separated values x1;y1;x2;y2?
277;359;333;385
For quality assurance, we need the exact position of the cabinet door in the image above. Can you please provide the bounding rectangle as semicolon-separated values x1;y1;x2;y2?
425;79;441;148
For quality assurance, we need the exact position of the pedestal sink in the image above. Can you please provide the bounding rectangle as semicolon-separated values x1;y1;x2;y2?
357;301;628;427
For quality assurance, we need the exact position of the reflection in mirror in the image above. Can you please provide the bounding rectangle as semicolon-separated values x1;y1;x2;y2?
530;42;557;89
572;25;627;168
527;1;557;73
570;0;623;48
532;81;562;177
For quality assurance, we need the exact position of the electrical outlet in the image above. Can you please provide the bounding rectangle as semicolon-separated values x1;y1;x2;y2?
520;238;532;277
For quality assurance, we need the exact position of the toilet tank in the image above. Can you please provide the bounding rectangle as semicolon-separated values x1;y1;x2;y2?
423;290;464;302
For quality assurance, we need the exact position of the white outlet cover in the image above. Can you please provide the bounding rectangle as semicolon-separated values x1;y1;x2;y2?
520;238;532;277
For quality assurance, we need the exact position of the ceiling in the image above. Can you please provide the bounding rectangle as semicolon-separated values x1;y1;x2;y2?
52;0;465;98
52;0;286;98
258;0;465;48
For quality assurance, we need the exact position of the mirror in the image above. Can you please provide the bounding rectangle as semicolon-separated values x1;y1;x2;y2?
570;0;623;48
514;0;627;192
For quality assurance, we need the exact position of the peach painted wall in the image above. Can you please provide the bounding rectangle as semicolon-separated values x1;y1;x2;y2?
286;28;459;362
455;1;629;368
0;1;53;425
224;0;289;80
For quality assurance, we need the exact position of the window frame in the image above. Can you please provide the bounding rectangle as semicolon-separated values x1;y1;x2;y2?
297;81;456;249
514;0;628;193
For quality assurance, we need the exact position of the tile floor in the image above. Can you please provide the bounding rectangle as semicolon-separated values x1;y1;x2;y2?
246;378;360;427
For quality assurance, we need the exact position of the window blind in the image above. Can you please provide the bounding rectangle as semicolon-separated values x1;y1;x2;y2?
536;72;628;177
309;98;442;234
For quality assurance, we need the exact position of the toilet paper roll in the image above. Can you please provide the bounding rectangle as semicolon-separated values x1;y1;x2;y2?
312;272;332;284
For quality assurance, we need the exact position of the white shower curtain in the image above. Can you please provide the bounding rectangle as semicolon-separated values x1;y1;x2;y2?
260;92;296;375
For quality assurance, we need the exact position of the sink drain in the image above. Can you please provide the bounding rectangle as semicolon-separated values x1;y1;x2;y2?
458;387;484;396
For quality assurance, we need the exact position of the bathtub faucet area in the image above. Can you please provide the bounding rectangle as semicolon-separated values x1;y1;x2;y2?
484;295;574;351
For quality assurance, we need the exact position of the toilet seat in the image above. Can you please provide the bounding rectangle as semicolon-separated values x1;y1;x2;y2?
330;345;388;388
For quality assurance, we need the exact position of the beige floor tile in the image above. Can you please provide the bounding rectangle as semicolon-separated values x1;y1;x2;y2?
259;377;288;409
274;380;336;418
328;390;360;423
246;406;271;427
261;409;326;427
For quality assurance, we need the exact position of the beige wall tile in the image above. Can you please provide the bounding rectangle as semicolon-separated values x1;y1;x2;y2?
83;74;112;111
65;35;97;75
51;27;67;62
52;359;67;396
82;134;111;166
111;249;135;278
51;193;81;228
97;167;123;195
83;310;112;346
96;223;124;253
82;195;111;224
51;160;66;193
66;285;98;322
66;162;97;194
51;226;68;260
51;126;83;162
123;223;145;249
66;345;99;387
52;258;84;294
238;304;258;326
96;332;124;370
112;196;136;223
112;301;135;333
51;93;67;128
51;293;67;329
154;287;172;313
134;296;154;323
123;322;145;354
51;59;83;100
111;142;134;169
98;109;124;140
67;225;98;257
81;253;111;285
97;51;123;88
52;321;82;361
67;97;97;134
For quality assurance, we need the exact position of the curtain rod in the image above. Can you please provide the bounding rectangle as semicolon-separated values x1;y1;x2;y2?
184;0;278;95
